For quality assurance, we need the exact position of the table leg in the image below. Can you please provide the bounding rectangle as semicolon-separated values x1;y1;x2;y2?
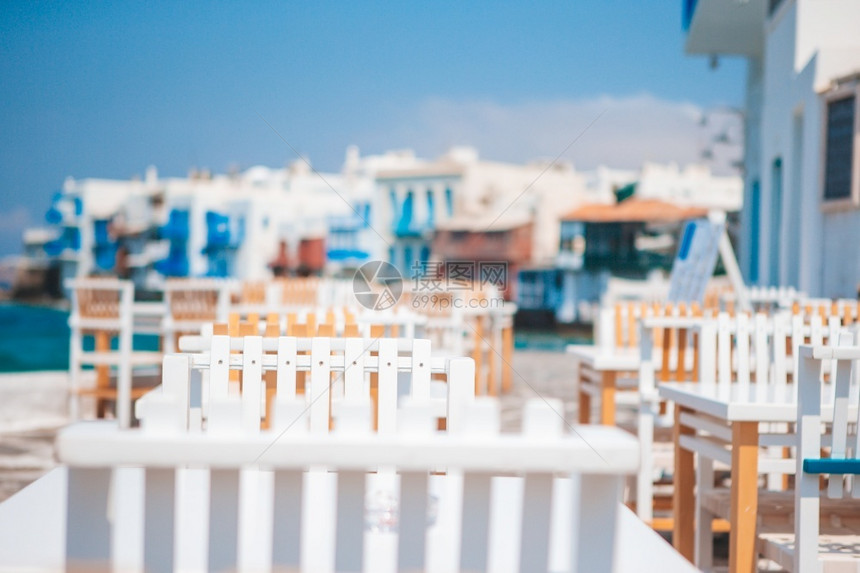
673;404;695;561
501;325;513;393
600;371;617;426
729;421;759;573
95;330;110;418
576;362;591;424
578;389;591;424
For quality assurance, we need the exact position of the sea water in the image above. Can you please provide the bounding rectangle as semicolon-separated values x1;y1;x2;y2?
0;303;158;372
0;303;589;372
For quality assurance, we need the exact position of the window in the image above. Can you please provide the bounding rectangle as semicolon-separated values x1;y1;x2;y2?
823;96;856;201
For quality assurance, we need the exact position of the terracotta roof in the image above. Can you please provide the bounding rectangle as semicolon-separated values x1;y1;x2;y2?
561;199;708;223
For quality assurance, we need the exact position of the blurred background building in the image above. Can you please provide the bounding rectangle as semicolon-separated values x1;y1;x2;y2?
683;0;860;297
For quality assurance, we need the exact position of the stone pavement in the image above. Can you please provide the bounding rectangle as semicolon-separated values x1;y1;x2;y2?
0;429;57;503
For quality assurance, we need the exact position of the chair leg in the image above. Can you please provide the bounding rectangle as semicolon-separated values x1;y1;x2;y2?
68;329;82;421
578;390;591;424
673;405;695;561
636;399;654;523
695;457;715;570
117;330;132;428
95;331;110;419
600;371;616;426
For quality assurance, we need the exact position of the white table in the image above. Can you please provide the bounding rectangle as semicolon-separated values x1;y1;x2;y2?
658;382;857;573
567;345;641;426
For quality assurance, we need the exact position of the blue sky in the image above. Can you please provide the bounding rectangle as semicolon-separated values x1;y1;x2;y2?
0;1;746;256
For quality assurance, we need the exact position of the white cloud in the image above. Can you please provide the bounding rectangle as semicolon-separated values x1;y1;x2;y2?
360;94;742;175
0;205;33;256
0;205;32;229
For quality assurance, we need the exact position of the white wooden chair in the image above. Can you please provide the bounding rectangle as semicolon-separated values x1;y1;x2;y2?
635;310;831;528
154;334;474;434
757;334;860;572
573;302;703;427
411;289;515;397
67;278;162;428
635;313;704;529
671;312;843;569
161;278;231;353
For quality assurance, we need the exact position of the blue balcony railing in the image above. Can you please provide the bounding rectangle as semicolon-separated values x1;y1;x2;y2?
160;209;190;241
155;245;189;277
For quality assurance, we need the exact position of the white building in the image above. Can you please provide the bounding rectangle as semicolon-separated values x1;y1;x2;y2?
32;158;378;290
518;161;741;323
634;162;742;211
578;162;742;211
684;0;860;297
375;146;591;275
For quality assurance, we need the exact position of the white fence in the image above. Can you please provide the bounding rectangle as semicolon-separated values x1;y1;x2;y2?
57;398;639;573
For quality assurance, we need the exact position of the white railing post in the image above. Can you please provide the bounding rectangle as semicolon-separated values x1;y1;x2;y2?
717;312;732;393
117;281;134;428
445;357;476;435
271;397;307;571
309;337;332;434
68;285;82;421
754;313;769;402
241;335;263;433
519;400;563;572
396;400;434;572
699;318;717;387
143;468;175;572
208;469;240;572
828;331;854;500
65;467;112;570
459;399;499;572
575;473;621;573
334;400;372;573
795;347;824;573
735;313;751;398
637;322;655;523
376;339;398;434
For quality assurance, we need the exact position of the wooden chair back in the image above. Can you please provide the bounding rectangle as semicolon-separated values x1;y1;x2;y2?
72;278;125;322
239;281;267;304
278;277;319;306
